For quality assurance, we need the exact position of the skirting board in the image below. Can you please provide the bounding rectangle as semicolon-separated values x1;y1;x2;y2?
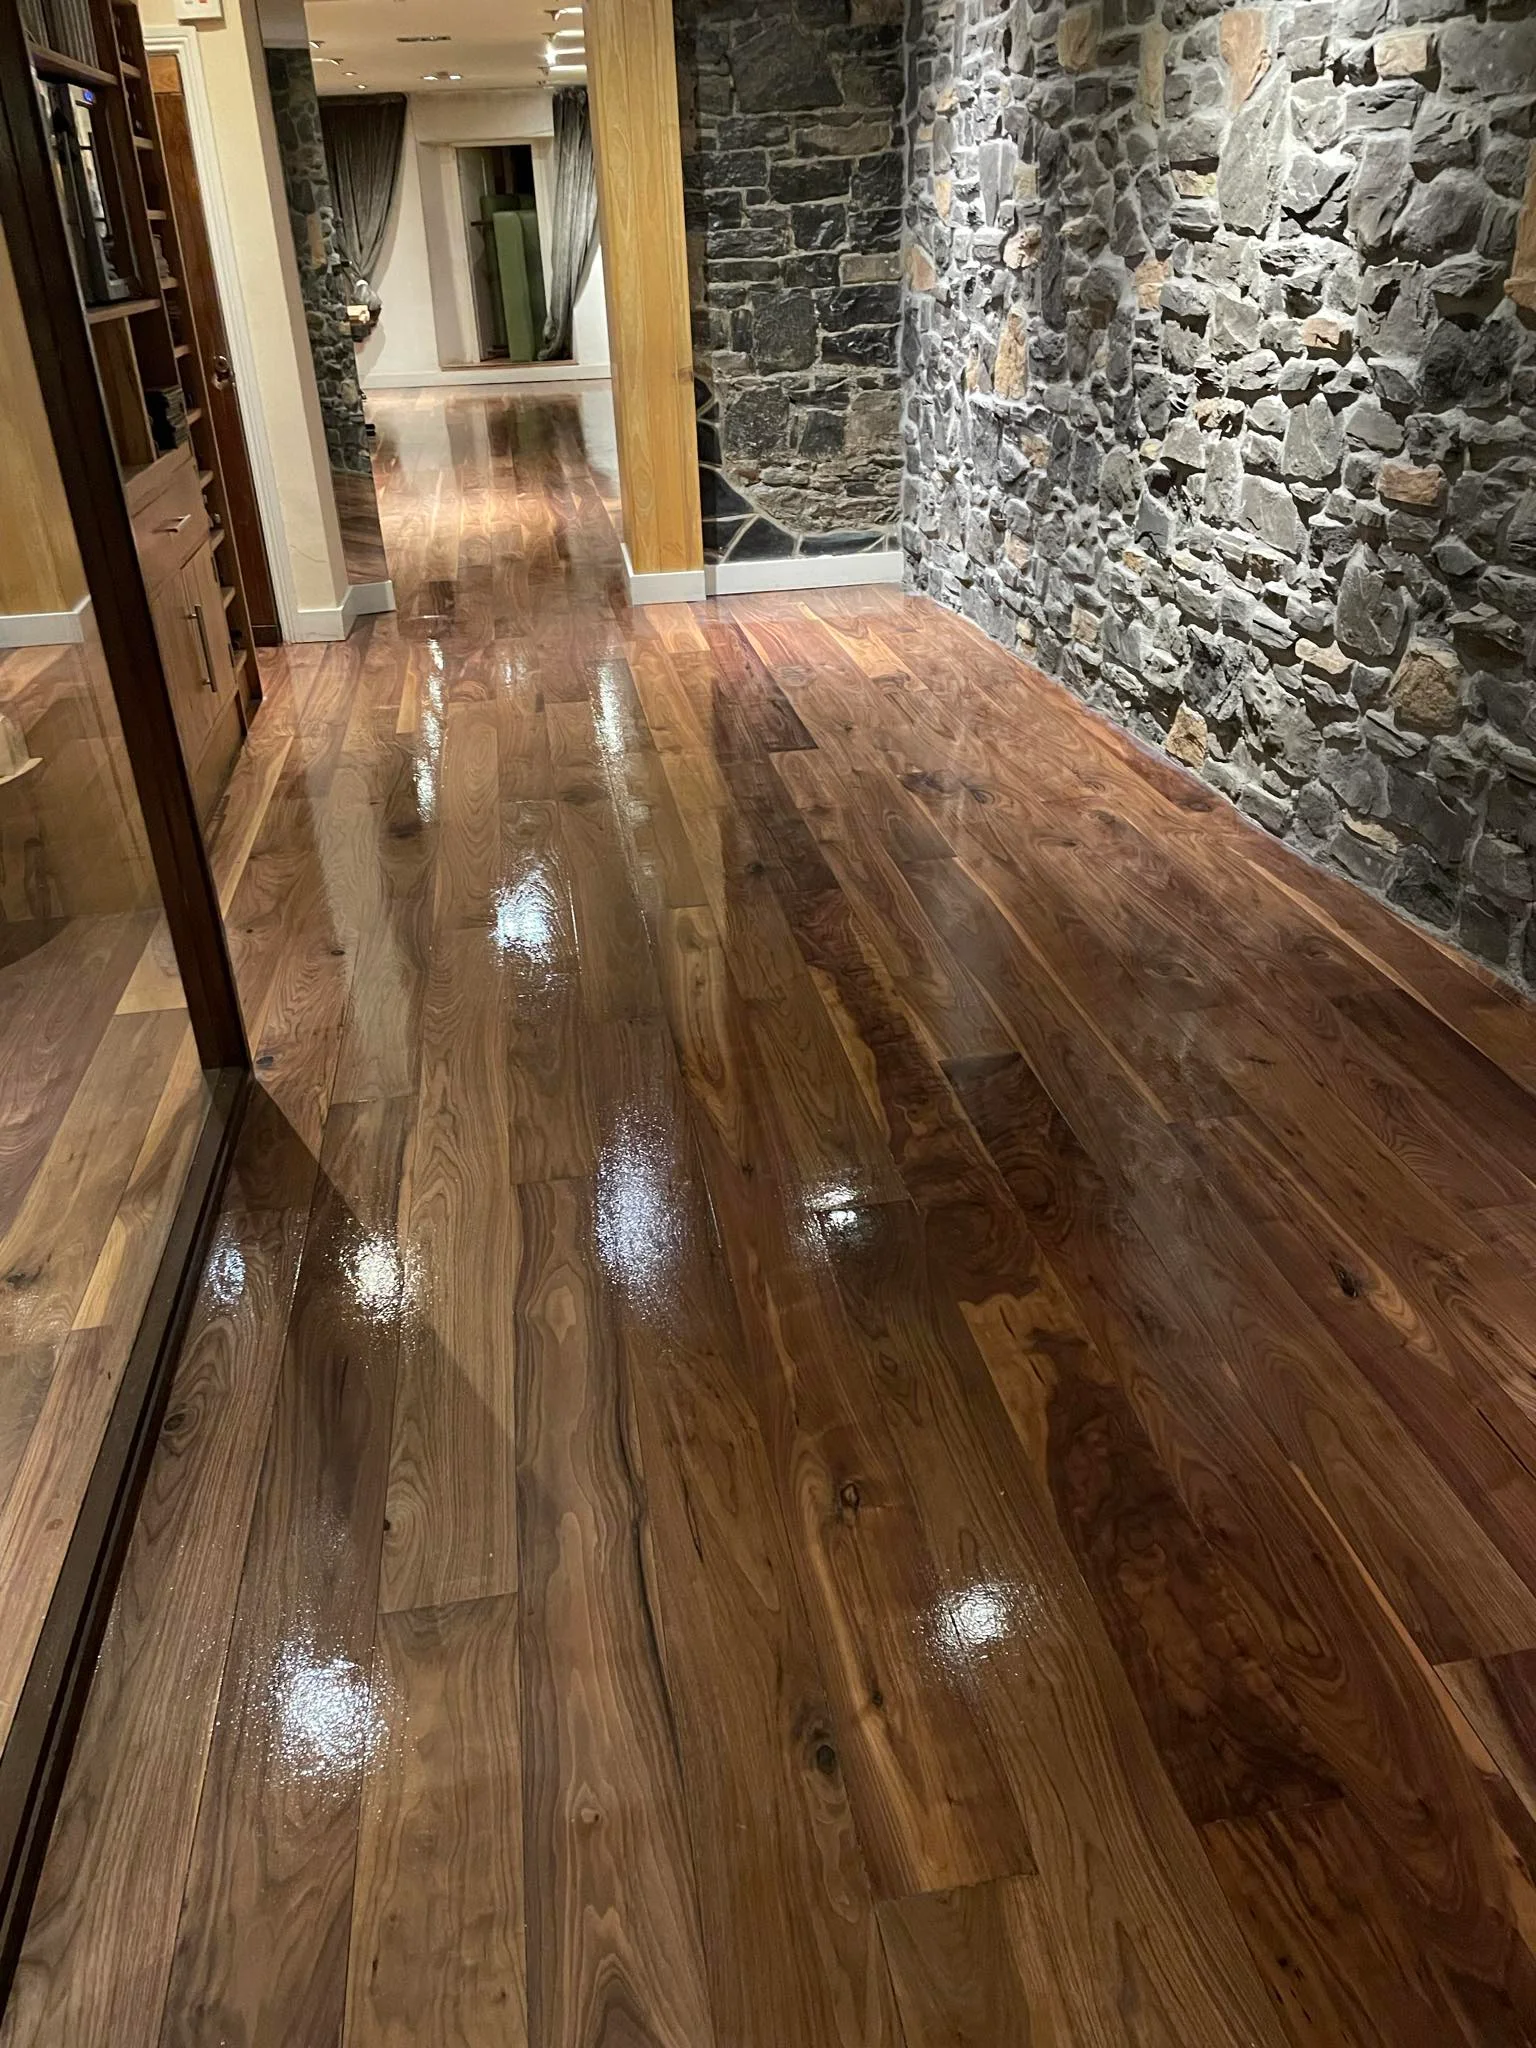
703;550;903;597
0;596;90;649
621;543;707;607
365;364;612;391
292;579;397;642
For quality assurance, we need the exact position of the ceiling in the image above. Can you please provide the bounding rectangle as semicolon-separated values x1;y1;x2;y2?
305;0;586;97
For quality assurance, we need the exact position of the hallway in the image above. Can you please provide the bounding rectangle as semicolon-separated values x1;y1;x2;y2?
7;385;1536;2044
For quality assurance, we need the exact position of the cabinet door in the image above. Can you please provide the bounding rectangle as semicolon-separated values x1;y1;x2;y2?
147;569;217;761
180;544;237;715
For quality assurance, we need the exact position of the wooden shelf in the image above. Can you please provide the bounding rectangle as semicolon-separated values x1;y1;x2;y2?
120;59;142;80
160;276;180;291
132;132;155;152
146;208;166;223
28;42;119;89
183;406;203;426
122;443;193;512
210;524;228;552
233;647;249;676
198;467;215;488
221;585;237;610
85;295;161;326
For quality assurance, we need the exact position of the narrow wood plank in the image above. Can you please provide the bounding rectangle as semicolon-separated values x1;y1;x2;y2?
381;928;517;1613
595;1020;899;2047
514;1175;717;2048
344;1596;525;2048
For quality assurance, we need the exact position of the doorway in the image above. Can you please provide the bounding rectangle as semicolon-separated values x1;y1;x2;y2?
459;143;545;364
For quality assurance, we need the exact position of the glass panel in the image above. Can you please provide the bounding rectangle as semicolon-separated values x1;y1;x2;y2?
0;198;206;1761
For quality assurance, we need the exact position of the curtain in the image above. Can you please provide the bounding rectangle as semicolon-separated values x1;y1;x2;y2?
320;94;407;290
539;87;598;361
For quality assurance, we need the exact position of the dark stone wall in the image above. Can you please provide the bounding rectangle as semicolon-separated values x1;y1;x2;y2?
902;0;1536;989
265;49;372;477
675;0;909;560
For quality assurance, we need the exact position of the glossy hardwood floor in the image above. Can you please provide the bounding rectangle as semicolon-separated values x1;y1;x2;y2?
7;386;1536;2046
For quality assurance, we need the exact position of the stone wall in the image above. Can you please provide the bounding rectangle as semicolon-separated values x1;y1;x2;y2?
675;0;908;560
264;49;372;477
902;0;1536;988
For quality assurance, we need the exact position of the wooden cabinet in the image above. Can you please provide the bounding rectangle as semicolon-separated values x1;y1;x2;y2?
132;446;243;819
23;0;260;829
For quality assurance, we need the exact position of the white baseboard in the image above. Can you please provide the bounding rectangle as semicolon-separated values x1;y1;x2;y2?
704;549;903;597
345;580;397;630
365;364;612;391
621;542;707;607
292;579;397;642
0;596;90;648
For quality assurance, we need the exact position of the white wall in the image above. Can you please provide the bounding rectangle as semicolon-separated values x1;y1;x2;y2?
359;90;611;388
357;107;439;386
139;0;350;631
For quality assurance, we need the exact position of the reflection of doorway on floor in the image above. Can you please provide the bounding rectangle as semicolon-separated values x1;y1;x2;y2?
458;145;547;366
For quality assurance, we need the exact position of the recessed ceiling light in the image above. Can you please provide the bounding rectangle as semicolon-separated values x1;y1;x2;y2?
398;33;451;42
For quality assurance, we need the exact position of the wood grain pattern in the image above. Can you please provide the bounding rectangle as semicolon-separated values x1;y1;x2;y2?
584;0;703;575
380;928;517;1614
344;1596;525;2048
0;1106;314;2048
514;1175;716;2048
12;388;1536;2047
158;1098;410;2048
0;227;83;615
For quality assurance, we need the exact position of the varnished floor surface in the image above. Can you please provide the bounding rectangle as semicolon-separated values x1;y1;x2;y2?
7;386;1536;2046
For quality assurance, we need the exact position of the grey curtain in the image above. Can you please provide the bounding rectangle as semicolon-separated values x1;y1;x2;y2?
320;94;407;288
539;87;598;361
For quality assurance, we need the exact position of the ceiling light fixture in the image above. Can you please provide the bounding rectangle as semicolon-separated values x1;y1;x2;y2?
397;33;451;42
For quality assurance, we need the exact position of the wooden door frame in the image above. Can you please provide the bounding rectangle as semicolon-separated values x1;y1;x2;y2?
0;0;252;1995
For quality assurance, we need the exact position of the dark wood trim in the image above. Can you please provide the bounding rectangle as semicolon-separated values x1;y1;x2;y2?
0;0;248;1072
26;41;118;88
0;1067;248;2001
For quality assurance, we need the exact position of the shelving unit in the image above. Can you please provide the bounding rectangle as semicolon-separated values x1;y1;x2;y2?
22;0;256;818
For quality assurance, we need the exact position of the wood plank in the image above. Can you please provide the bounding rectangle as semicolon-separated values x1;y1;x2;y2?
0;1108;314;2048
380;928;517;1613
343;1596;525;2048
514;1175;717;2048
1202;1801;1483;2047
499;800;596;1183
925;1194;1341;1828
158;1098;411;2048
817;1199;1287;2044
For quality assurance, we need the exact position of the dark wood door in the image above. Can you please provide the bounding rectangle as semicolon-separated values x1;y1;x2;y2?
148;53;281;646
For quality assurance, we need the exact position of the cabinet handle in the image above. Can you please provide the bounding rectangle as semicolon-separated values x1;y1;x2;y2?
158;513;194;535
187;603;216;689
